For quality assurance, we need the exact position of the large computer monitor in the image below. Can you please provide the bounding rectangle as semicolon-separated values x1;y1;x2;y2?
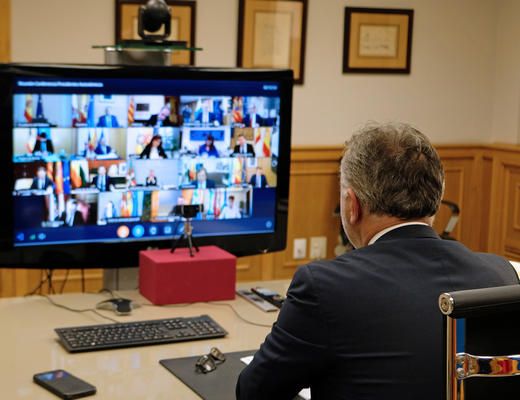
0;64;293;268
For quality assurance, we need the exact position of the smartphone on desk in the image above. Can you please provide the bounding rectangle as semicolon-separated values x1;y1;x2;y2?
33;370;96;399
251;287;286;309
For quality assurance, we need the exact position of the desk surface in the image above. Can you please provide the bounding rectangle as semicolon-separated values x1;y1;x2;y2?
1;280;289;399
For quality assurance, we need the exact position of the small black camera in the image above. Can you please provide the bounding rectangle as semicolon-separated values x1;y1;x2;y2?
138;0;171;42
173;204;203;219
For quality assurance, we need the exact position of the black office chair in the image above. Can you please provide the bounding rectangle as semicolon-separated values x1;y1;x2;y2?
439;285;520;399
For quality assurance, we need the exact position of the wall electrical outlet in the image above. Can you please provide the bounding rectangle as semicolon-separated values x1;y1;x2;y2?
310;236;327;259
293;238;307;259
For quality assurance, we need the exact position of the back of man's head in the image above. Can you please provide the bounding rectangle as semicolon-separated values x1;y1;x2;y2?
341;122;444;219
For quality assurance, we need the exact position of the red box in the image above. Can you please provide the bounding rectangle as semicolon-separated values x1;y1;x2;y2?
139;246;236;305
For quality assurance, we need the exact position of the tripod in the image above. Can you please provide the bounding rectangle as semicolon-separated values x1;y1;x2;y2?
171;218;199;257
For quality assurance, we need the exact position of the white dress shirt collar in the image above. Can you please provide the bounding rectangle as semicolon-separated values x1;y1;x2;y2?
368;222;430;245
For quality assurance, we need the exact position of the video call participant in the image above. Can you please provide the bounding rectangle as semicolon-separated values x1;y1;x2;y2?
61;198;84;227
90;166;113;192
190;167;215;189
145;170;158;187
33;131;54;155
198;134;220;157
30;166;54;191
94;137;113;155
146;104;174;127
194;99;220;125
249;166;268;188
140;135;168;159
236;122;520;400
242;102;266;128
218;195;241;219
97;107;120;128
233;133;255;157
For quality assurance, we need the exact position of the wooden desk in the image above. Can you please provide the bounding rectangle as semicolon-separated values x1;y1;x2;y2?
1;281;290;399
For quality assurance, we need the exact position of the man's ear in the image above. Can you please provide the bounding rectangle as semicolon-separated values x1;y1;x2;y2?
346;187;361;224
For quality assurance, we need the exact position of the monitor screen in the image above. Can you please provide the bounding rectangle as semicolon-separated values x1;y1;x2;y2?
0;64;292;268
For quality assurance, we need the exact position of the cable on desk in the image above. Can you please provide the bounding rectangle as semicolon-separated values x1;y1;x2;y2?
205;302;274;328
38;294;119;324
59;269;70;294
25;269;55;296
140;300;273;327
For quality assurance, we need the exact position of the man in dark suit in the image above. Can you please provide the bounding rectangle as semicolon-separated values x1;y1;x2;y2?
60;198;85;227
242;103;268;127
30;166;54;191
90;166;113;192
146;105;174;127
32;131;54;154
189;167;215;189
233;133;255;157
236;123;519;400
249;166;268;188
97;107;120;128
193;98;220;125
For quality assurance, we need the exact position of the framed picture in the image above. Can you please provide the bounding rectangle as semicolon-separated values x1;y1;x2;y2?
115;0;196;66
343;7;414;74
237;0;308;84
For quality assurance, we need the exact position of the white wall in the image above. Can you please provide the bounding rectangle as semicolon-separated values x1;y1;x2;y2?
10;0;507;145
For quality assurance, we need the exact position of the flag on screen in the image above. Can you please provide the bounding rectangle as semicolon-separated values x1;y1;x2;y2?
263;128;271;157
24;95;33;122
46;162;54;182
232;96;243;123
88;130;97;151
70;161;88;188
62;161;71;194
233;158;244;184
86;95;95;127
128;97;135;125
120;193;129;217
36;95;44;119
54;162;64;195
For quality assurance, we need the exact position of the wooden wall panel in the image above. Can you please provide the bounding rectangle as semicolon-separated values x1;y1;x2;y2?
0;0;10;62
488;149;520;260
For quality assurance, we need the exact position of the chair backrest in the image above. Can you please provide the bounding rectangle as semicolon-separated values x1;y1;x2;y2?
439;285;520;400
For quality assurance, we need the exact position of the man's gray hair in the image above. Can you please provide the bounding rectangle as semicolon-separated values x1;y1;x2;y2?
340;122;444;219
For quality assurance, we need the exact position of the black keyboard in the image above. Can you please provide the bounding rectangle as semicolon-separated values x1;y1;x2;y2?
55;315;227;353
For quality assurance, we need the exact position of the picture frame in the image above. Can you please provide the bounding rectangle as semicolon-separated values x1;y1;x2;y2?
115;0;197;66
343;7;414;74
237;0;308;84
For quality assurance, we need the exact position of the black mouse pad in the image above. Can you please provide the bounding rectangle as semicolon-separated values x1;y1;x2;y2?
160;350;256;400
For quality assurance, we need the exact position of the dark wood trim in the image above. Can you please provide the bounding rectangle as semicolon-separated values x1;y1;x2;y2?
343;6;414;74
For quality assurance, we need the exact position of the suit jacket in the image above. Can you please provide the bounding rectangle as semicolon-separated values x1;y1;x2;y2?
97;114;119;127
140;144;168;159
94;144;112;155
243;113;267;127
33;139;54;154
145;176;158;186
60;211;84;227
233;143;256;157
91;175;112;192
146;114;174;127
236;225;519;400
189;179;216;189
194;110;219;124
249;174;267;188
30;176;54;190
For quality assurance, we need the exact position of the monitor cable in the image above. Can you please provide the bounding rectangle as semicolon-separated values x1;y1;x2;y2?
38;294;119;324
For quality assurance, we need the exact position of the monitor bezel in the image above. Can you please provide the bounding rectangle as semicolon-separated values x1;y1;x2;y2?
0;63;292;268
